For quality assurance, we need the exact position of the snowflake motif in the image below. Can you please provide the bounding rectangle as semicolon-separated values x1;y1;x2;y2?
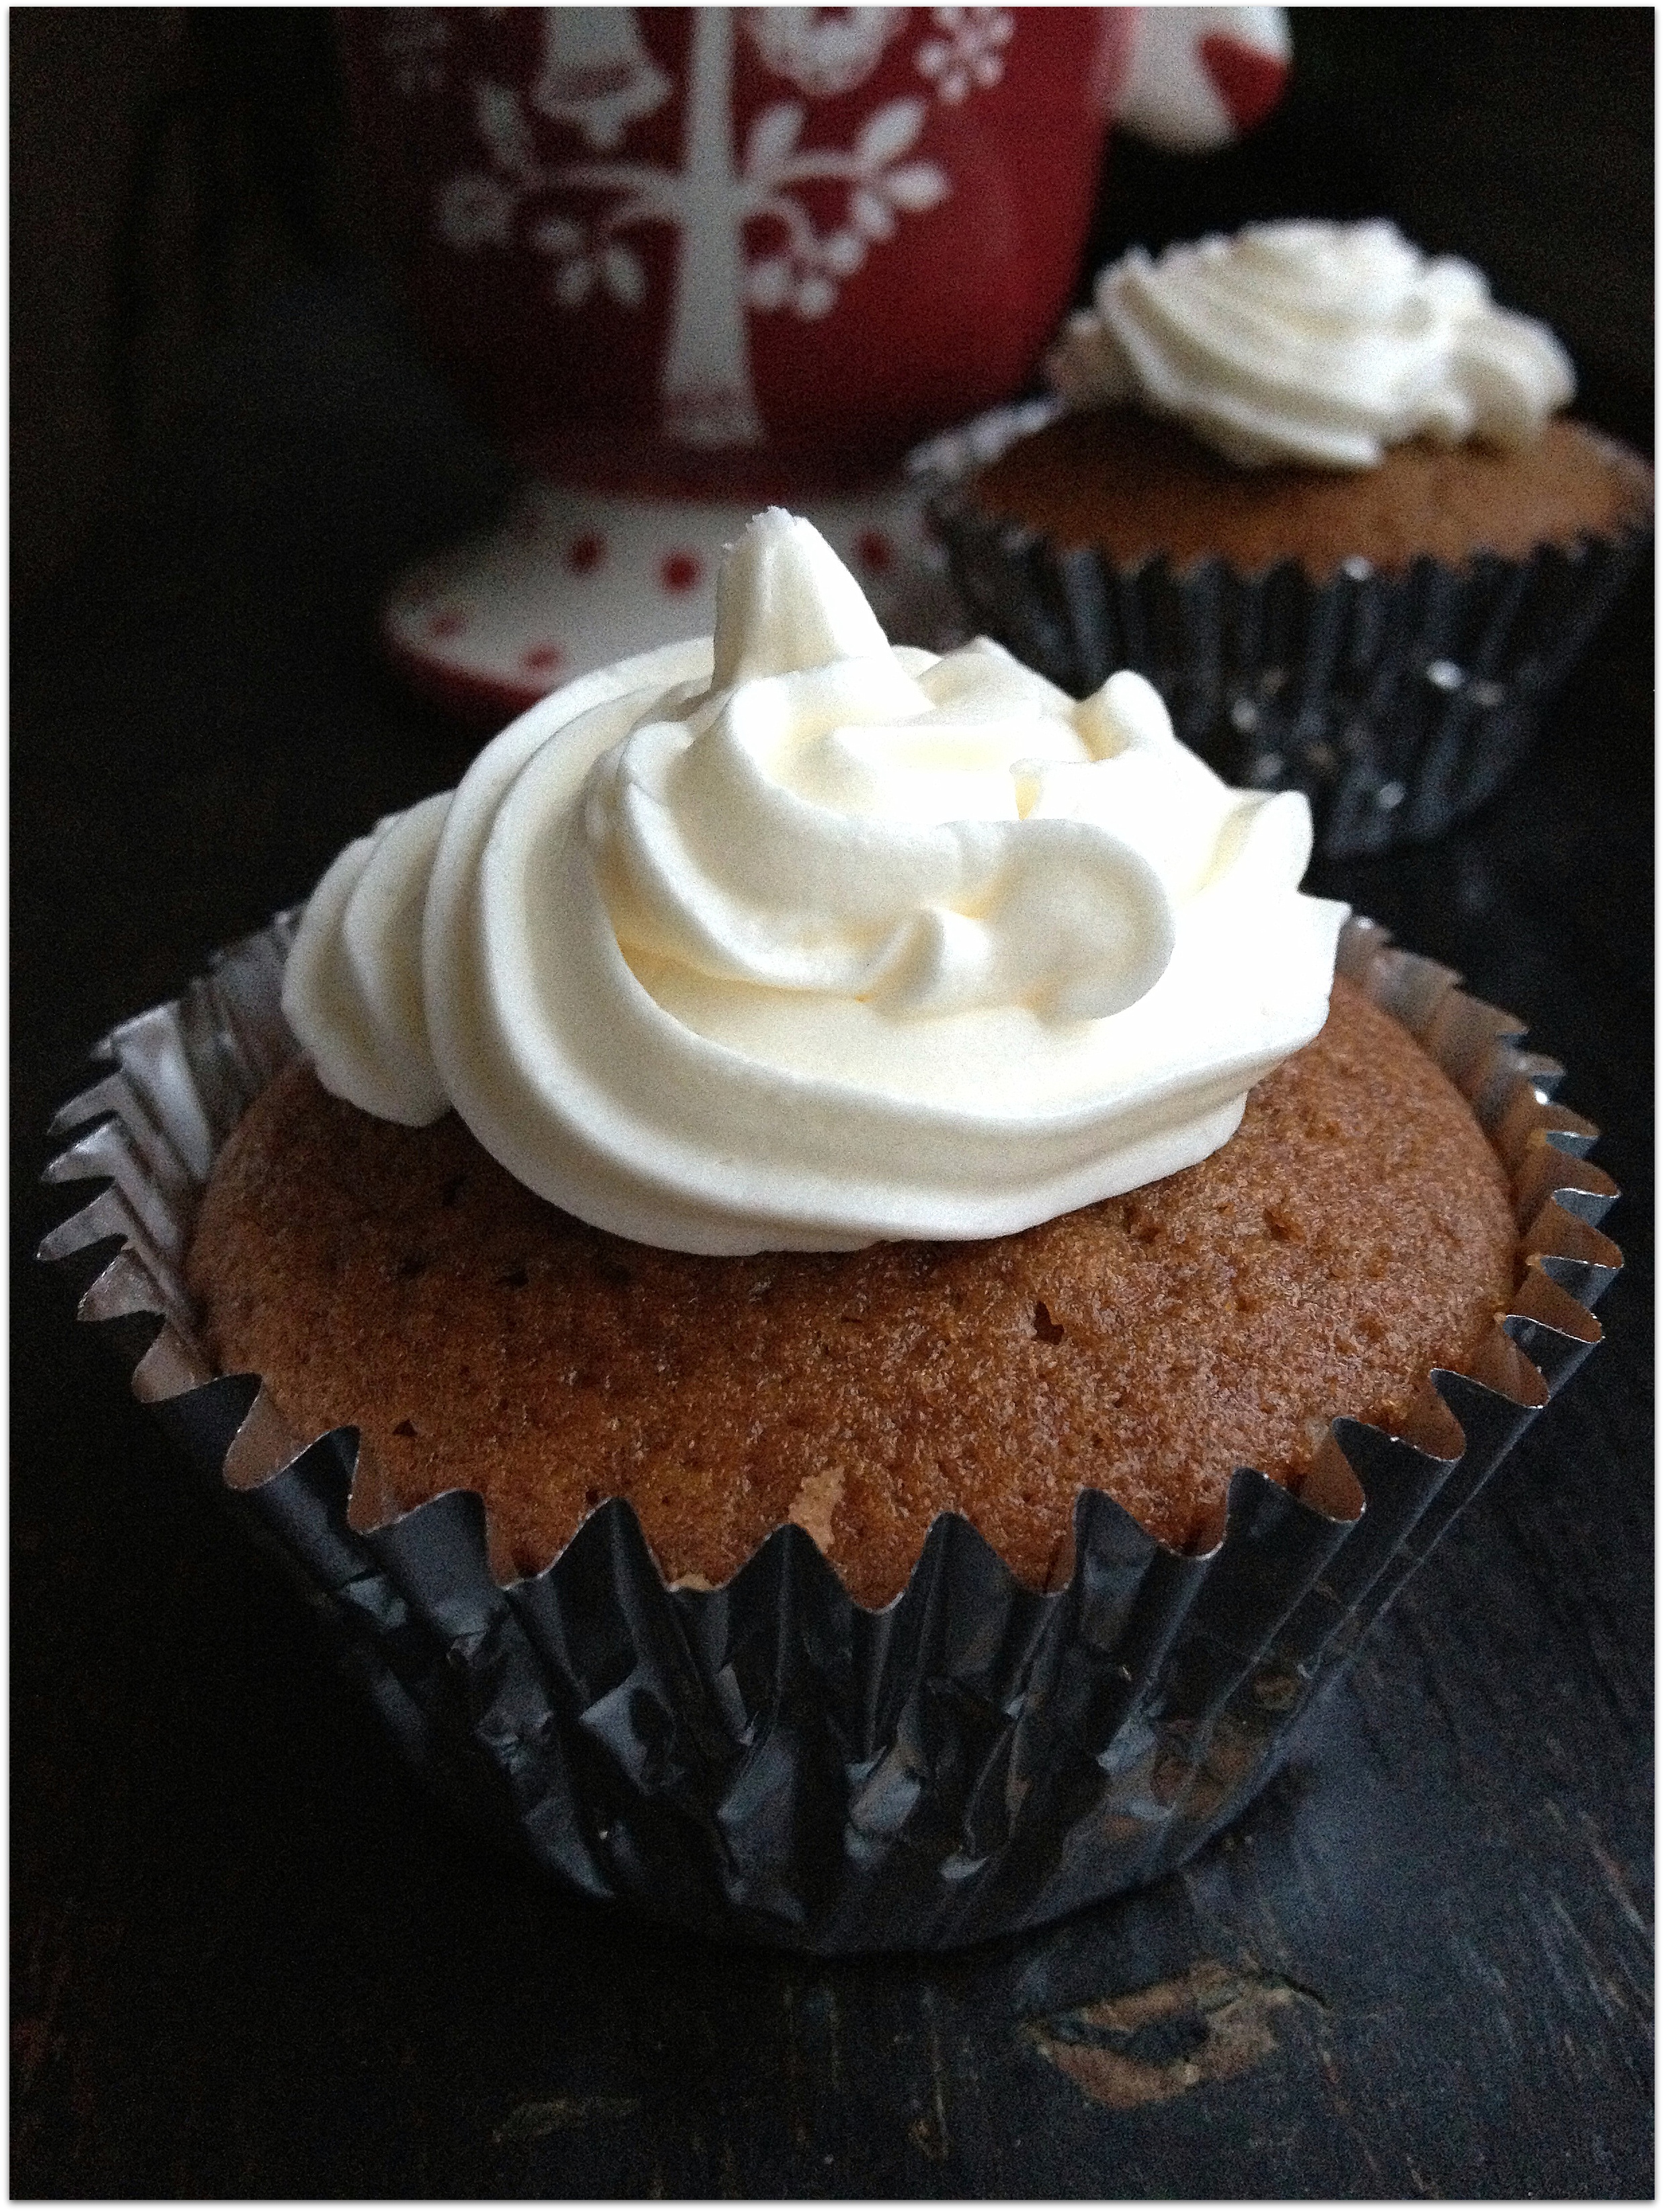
383;8;447;98
916;7;1013;104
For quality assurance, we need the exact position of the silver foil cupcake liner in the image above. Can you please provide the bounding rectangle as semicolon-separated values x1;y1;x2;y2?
913;401;1652;860
40;915;1620;1953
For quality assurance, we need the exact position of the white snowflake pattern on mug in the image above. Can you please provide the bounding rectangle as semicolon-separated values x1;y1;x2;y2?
915;7;1013;105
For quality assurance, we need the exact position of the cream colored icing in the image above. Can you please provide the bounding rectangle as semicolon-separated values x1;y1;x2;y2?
1048;218;1575;470
283;511;1345;1253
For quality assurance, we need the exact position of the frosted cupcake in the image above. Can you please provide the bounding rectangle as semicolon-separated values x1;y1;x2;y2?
920;220;1651;856
188;515;1519;1601
44;515;1618;1949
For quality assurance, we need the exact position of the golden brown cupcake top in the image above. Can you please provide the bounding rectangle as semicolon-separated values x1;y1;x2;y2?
971;407;1650;580
189;977;1517;1607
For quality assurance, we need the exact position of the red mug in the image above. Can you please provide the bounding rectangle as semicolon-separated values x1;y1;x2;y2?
342;7;1133;497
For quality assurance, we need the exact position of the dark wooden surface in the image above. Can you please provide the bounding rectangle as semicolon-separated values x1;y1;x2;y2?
12;17;1654;2186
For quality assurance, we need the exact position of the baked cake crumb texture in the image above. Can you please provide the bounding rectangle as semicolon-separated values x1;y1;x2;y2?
188;978;1517;1607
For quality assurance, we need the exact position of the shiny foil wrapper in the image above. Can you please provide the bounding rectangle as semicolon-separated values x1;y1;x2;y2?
913;400;1652;859
40;917;1620;1953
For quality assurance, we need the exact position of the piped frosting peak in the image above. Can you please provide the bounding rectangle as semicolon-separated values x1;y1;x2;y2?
284;511;1345;1252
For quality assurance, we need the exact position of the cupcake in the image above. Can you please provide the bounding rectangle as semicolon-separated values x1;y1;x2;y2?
42;514;1619;1950
919;220;1652;858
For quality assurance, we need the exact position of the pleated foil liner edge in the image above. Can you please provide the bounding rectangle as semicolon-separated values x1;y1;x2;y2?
39;914;1620;1953
912;400;1652;861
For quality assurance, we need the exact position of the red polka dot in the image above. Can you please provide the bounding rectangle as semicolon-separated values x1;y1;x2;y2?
857;529;892;573
568;533;604;574
520;643;565;676
426;608;466;640
661;551;702;593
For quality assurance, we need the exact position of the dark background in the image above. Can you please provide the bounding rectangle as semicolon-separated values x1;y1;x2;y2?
13;9;1653;2198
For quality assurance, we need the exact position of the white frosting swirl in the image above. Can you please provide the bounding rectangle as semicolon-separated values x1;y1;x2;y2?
283;511;1345;1253
1048;218;1575;470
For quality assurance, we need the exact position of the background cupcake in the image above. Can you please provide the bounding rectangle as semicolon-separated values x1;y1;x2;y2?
921;218;1650;857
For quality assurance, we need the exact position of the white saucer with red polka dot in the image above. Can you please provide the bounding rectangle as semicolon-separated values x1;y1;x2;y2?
382;479;966;725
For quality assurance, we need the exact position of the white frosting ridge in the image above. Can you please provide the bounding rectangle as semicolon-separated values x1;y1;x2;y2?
1048;218;1576;470
284;511;1346;1253
282;791;452;1125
